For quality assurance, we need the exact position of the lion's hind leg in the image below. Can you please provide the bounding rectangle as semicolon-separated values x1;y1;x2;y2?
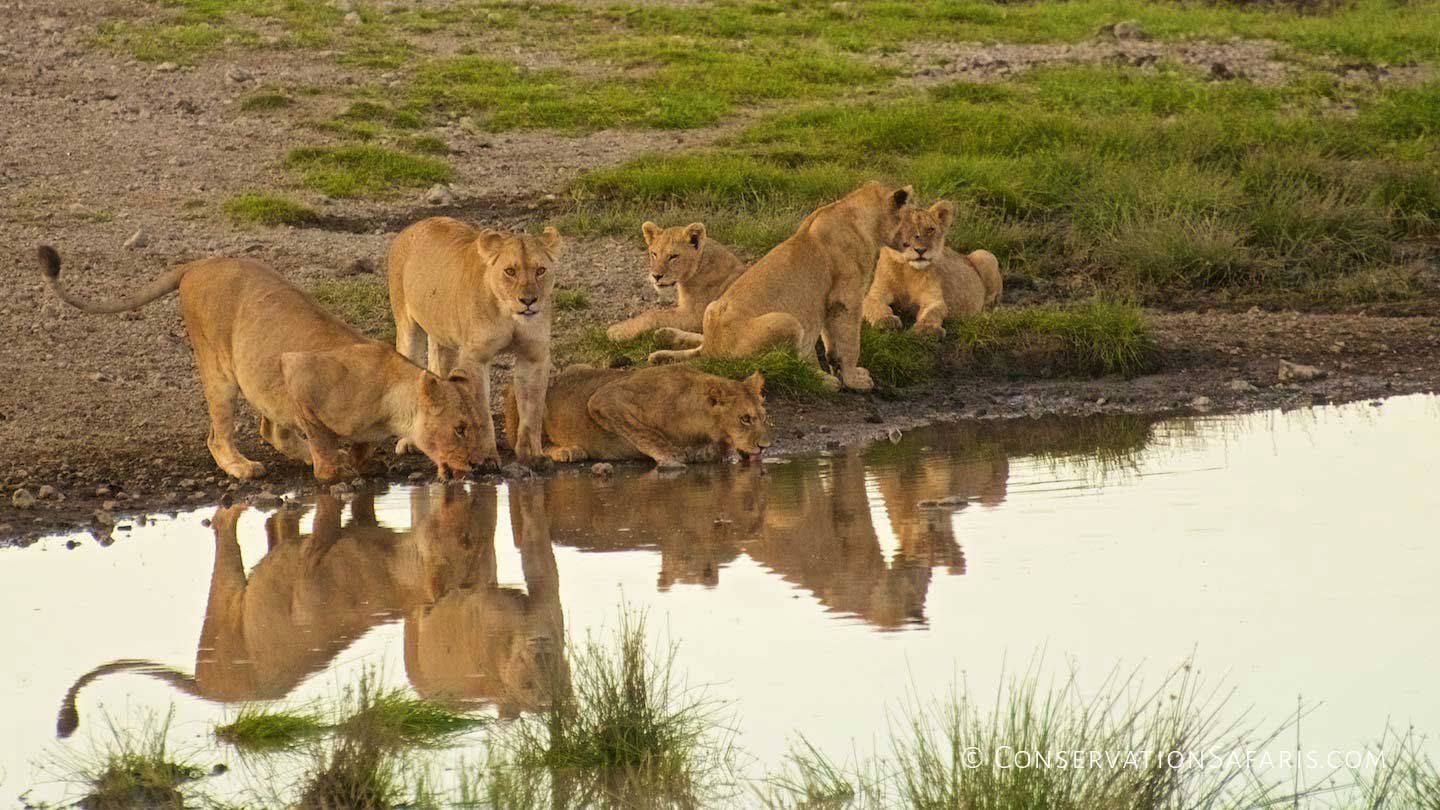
191;333;267;480
647;346;703;364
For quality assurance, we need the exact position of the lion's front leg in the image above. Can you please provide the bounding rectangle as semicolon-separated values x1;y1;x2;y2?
512;345;551;468
913;302;949;337
824;295;872;391
456;348;501;468
607;309;664;342
862;288;902;331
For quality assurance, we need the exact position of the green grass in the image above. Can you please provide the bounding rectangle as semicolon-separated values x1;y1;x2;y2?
222;191;319;227
215;706;327;751
948;300;1159;378
239;91;296;112
561;327;669;368
553;287;591;312
56;711;205;810
859;324;939;390
283;144;452;198
341;686;487;745
309;280;394;341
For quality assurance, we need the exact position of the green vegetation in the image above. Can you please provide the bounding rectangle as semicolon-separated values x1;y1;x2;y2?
283;144;452;199
215;705;326;751
342;685;487;745
858;324;939;390
569;64;1440;305
238;91;295;112
553;288;591;312
309;280;394;341
297;722;401;810
64;712;205;810
562;328;668;369
222;191;319;227
694;351;831;399
948;300;1160;378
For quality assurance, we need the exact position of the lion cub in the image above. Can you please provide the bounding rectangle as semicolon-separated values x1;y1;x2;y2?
38;247;488;481
503;365;769;468
648;181;912;392
388;217;563;468
605;222;746;342
863;200;1001;337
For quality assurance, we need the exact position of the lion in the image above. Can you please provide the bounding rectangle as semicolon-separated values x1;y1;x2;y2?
503;364;769;468
862;199;1001;337
605;222;747;342
388;217;563;467
37;246;487;481
647;181;912;392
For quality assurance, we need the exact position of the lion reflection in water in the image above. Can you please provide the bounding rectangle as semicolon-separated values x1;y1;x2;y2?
57;483;564;737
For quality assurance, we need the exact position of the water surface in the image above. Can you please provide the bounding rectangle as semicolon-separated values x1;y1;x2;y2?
4;395;1439;805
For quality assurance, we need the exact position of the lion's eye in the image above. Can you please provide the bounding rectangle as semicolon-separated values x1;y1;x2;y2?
668;254;680;262
455;425;467;437
536;266;548;277
504;266;517;278
740;414;753;425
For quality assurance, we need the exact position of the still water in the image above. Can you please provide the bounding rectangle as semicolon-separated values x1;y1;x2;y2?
3;395;1439;805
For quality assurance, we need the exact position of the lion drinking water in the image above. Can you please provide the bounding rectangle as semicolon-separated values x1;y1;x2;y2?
37;246;488;481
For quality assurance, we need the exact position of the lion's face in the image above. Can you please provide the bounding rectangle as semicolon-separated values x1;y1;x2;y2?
706;372;770;459
477;227;563;321
640;221;706;291
894;200;956;269
413;372;492;478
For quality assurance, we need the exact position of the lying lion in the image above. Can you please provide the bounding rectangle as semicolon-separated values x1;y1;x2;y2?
605;221;746;342
863;199;1001;336
503;364;769;468
388;217;563;468
38;246;488;481
648;181;912;391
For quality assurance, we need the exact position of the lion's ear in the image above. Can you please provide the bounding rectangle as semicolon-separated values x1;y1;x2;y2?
685;222;706;249
706;385;728;408
892;185;914;210
930;199;956;230
477;229;506;255
743;372;765;397
419;374;446;413
641;221;660;246
541;225;563;257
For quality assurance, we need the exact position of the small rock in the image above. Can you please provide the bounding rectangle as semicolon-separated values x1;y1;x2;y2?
224;65;253;84
591;462;614;477
36;485;58;500
1278;359;1327;383
95;485;112;498
94;510;116;525
425;183;454;205
65;540;80;550
1228;379;1258;392
155;61;180;73
1191;395;1213;411
340;257;375;276
12;489;36;510
886;427;902;444
501;462;533;480
124;228;149;249
343;11;361;25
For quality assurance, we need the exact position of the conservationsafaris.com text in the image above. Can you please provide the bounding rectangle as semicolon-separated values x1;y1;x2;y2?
965;747;1384;771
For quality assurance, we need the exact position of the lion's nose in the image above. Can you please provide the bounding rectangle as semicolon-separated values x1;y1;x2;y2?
651;274;664;282
914;246;927;256
519;296;538;307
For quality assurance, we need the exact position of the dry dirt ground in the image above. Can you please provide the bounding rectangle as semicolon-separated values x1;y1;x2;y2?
3;2;1439;542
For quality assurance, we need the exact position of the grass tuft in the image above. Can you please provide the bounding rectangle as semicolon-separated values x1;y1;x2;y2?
341;685;487;746
215;705;327;751
553;288;591;312
283;144;452;198
859;324;939;389
239;91;296;112
694;351;831;400
57;710;204;810
223;191;319;227
561;327;669;368
947;301;1160;378
309;280;394;341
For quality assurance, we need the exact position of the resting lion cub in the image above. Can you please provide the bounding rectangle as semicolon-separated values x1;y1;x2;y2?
648;181;912;392
388;217;563;467
863;200;1001;336
503;365;769;468
38;247;488;481
605;222;746;342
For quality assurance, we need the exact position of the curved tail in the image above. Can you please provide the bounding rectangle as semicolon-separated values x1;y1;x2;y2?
38;245;188;314
57;659;203;738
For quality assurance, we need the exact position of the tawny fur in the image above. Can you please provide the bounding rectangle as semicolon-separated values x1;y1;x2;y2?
388;217;563;467
503;364;769;468
647;181;913;392
605;221;747;342
37;246;487;481
863;199;1002;337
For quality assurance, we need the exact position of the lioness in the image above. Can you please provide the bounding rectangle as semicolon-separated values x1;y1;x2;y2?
863;199;1002;337
503;364;769;468
388;217;563;467
605;222;746;342
648;181;912;392
37;246;487;481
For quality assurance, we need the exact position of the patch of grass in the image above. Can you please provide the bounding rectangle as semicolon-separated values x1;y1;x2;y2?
283;143;452;199
947;301;1160;378
859;324;939;390
297;726;400;810
239;91;295;112
215;705;327;751
341;686;486;745
57;710;205;810
223;191;319;227
695;350;831;399
561;327;669;368
553;287;591;312
309;280;394;341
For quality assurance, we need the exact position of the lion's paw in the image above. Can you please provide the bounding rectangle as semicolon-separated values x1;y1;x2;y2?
841;366;874;391
873;314;903;331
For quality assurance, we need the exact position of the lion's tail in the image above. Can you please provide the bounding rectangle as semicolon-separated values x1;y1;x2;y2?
57;659;203;738
966;249;1002;306
38;245;189;315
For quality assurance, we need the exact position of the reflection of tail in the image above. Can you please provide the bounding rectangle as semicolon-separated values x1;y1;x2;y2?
57;660;203;738
38;245;189;315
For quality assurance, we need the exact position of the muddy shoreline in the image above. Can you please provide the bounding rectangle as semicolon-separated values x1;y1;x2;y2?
5;305;1438;546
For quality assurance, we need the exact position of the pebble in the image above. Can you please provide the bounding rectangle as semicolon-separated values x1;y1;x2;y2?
124;228;149;249
425;183;454;205
1228;379;1258;392
224;65;254;84
156;61;179;73
886;427;902;444
95;485;112;498
36;485;58;500
12;489;36;510
1278;359;1327;383
590;462;614;477
501;462;533;480
1191;395;1212;411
